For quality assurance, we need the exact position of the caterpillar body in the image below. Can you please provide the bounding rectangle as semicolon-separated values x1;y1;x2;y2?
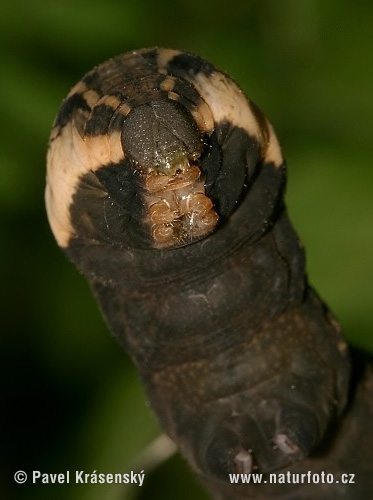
46;48;350;485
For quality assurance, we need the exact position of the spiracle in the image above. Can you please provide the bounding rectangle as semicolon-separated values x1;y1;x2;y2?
46;48;350;485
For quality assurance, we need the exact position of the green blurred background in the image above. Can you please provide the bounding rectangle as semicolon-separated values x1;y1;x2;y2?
2;0;372;498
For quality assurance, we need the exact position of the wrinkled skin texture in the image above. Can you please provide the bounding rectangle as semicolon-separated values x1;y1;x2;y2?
202;350;373;499
44;48;370;498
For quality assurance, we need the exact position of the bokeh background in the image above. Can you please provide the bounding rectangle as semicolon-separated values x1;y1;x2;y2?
2;0;372;498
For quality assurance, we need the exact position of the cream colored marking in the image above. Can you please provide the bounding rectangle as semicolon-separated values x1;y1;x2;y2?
168;93;214;134
156;49;182;74
190;71;262;141
167;91;180;102
67;80;88;98
82;89;100;108
191;100;214;133
117;102;132;117
46;120;125;248
107;130;126;163
263;118;283;168
189;109;207;134
160;77;176;92
157;49;215;134
102;94;122;110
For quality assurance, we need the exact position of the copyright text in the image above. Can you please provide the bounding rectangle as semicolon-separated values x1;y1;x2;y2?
14;470;145;486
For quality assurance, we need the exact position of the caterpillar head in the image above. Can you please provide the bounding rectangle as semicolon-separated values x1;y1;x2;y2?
46;48;284;255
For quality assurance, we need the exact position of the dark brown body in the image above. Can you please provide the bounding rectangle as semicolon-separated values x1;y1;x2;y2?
203;352;373;499
69;188;349;480
46;48;359;496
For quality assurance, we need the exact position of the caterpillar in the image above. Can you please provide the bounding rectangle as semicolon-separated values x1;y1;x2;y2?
46;48;350;487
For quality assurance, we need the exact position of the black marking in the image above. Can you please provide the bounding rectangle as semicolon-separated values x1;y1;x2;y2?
109;111;126;133
202;122;262;219
83;54;161;96
82;68;103;91
84;104;115;136
140;48;159;70
167;53;215;78
69;160;150;249
171;79;202;106
55;93;91;129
